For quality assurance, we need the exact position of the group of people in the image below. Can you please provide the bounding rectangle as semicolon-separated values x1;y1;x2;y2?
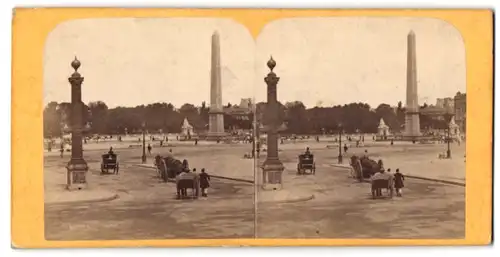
371;165;405;197
176;163;211;197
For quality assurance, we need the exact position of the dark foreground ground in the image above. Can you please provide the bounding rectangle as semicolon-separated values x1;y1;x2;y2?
45;147;464;240
256;169;464;239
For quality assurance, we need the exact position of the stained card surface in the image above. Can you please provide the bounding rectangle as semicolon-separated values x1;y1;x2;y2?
11;8;492;247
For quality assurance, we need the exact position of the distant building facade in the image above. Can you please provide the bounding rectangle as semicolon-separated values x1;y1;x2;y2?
436;97;454;111
420;105;447;120
223;98;254;131
454;92;466;134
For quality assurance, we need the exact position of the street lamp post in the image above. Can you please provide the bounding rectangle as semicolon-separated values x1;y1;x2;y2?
444;112;453;159
261;56;285;190
142;121;147;163
66;57;88;190
338;123;343;164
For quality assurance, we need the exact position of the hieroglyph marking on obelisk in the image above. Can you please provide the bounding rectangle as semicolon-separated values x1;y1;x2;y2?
404;30;421;138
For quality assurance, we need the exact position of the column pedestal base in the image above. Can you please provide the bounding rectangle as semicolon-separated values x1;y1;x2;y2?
66;159;88;191
205;132;229;142
261;159;284;191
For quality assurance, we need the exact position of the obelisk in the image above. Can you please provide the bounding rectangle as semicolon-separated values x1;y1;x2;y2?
207;31;226;141
404;30;421;139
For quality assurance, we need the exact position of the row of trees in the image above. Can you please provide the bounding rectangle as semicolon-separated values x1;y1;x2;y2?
43;100;449;139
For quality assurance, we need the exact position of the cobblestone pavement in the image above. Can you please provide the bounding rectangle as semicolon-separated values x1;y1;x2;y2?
45;178;255;240
45;147;255;240
45;146;464;240
256;168;464;239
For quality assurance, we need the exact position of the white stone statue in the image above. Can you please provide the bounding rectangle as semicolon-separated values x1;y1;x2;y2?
448;116;461;142
181;118;194;140
377;118;390;137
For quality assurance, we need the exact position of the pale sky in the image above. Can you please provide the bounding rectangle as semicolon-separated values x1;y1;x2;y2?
44;17;466;109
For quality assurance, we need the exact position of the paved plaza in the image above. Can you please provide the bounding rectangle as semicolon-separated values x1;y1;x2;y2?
38;22;474;243
44;137;465;240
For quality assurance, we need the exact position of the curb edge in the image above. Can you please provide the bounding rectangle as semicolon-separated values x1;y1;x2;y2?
45;193;119;206
135;164;255;184
329;164;465;187
259;194;315;204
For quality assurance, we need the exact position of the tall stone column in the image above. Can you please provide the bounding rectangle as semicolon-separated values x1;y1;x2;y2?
66;57;88;190
404;30;421;139
261;56;285;190
207;31;227;141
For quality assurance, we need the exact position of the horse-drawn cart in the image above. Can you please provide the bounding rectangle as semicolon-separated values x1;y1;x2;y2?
371;177;394;199
297;154;316;175
101;153;119;174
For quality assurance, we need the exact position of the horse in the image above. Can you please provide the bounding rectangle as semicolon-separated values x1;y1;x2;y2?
359;157;381;178
349;155;364;182
154;155;185;182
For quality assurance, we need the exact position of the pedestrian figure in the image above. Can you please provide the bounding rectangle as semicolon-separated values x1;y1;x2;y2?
343;144;348;153
386;168;394;194
394;168;405;197
160;140;163;147
377;159;384;171
147;143;152;155
391;139;394;145
60;144;64;158
195;139;198;145
200;168;211;197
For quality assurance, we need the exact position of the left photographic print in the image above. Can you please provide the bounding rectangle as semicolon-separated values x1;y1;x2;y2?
43;18;257;240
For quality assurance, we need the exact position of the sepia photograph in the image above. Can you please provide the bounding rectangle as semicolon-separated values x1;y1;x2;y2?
43;16;465;241
253;17;466;239
43;18;257;240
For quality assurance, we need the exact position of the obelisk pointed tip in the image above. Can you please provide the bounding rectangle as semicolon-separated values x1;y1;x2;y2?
408;30;415;36
212;30;220;37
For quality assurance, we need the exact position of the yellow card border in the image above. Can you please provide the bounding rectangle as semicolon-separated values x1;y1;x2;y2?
11;8;493;248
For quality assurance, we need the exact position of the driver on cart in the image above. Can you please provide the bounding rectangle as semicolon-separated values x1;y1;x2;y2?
304;147;312;156
108;147;114;155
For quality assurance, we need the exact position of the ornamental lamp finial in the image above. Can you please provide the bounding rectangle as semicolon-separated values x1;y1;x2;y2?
267;56;276;71
71;56;81;72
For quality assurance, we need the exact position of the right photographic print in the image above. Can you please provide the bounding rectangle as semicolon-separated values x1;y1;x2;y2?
253;17;466;239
